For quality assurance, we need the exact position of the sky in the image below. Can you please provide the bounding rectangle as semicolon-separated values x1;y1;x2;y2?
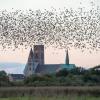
0;0;96;10
0;0;100;73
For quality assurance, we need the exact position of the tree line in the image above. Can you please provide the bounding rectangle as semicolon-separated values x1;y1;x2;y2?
0;65;100;86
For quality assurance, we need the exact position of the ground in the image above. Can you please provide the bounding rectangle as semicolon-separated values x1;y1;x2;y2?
0;96;100;100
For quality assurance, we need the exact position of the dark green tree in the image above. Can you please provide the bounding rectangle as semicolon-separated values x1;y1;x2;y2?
0;71;9;86
56;68;69;77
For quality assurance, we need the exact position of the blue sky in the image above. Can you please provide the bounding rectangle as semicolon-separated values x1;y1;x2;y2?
0;62;25;74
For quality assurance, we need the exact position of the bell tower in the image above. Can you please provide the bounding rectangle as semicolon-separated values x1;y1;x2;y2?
34;45;44;65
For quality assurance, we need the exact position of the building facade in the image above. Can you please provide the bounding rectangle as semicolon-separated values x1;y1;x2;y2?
24;45;75;77
8;74;25;82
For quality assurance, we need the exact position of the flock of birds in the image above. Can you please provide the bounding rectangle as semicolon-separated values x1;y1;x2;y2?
0;7;100;52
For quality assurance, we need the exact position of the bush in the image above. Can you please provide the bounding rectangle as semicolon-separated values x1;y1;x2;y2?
0;71;10;86
56;68;69;77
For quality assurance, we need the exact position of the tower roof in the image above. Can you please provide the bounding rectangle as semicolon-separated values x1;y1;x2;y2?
65;49;69;64
24;48;35;76
27;48;34;62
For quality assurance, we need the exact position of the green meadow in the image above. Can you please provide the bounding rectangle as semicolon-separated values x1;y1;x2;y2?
0;96;100;100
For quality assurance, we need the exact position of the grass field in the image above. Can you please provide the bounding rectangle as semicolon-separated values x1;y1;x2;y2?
0;86;100;100
0;96;100;100
0;86;100;97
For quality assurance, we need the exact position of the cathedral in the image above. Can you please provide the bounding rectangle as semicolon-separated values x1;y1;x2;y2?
24;45;75;77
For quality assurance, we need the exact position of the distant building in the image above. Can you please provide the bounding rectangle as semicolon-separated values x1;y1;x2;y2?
24;45;75;77
8;74;25;82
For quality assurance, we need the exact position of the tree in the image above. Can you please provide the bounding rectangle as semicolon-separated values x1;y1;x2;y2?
0;71;9;86
69;67;86;75
56;68;69;77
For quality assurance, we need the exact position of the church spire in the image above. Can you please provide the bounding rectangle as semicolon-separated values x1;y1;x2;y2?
65;49;69;64
27;48;34;63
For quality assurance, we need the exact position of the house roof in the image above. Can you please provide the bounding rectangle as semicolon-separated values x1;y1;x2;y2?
35;64;75;74
9;74;25;80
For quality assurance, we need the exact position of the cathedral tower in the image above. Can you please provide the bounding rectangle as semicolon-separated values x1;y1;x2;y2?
34;45;44;65
65;50;69;64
